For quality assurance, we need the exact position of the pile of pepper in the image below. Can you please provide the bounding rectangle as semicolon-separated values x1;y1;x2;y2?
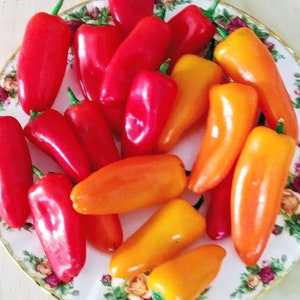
0;0;298;298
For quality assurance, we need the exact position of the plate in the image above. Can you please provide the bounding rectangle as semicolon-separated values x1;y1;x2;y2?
1;0;300;299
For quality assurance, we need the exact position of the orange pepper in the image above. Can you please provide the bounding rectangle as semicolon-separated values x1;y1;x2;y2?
109;198;206;278
231;125;296;266
156;54;223;153
214;27;299;142
188;82;258;194
70;154;186;214
147;244;226;300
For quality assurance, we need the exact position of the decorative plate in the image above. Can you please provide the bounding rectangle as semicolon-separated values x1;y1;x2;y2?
1;0;300;299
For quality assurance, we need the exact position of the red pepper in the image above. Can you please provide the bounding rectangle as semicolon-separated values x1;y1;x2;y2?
108;0;154;37
63;88;123;252
24;109;91;183
84;214;123;253
121;69;177;157
99;16;171;134
17;0;71;114
73;24;122;102
165;4;217;70
206;166;234;240
64;88;120;171
0;116;32;228
28;168;86;282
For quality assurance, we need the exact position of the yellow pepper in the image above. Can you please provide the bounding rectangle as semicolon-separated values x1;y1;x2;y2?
109;198;206;278
156;54;223;153
147;244;226;300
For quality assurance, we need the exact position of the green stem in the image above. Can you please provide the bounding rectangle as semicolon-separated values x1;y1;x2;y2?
32;165;44;179
276;118;285;134
67;87;81;106
193;195;204;211
51;0;64;16
29;110;42;121
201;0;221;21
159;59;171;74
204;38;216;60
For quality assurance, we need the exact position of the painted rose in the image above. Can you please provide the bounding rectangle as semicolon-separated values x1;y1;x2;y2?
125;274;152;299
45;272;61;288
2;76;17;93
0;86;8;101
258;266;275;284
281;189;300;215
36;261;52;276
246;274;261;290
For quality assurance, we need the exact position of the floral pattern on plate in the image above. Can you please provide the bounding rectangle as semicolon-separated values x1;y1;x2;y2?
1;0;300;299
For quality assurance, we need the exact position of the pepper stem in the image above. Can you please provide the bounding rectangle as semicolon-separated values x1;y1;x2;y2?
201;0;221;21
51;0;64;16
159;59;171;74
204;38;216;60
29;110;42;121
67;87;81;106
32;165;44;179
193;195;204;211
276;118;285;134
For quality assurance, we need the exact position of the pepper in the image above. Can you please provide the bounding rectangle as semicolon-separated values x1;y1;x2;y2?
214;27;299;142
121;69;177;157
156;54;223;153
231;125;296;266
71;154;187;215
17;0;71;114
0;116;32;228
63;89;123;252
147;244;226;300
165;4;217;70
99;16;171;134
64;88;120;172
188;83;258;194
28;168;86;282
109;198;206;278
84;214;123;253
206;166;234;240
24;109;91;183
73;23;122;102
108;0;154;37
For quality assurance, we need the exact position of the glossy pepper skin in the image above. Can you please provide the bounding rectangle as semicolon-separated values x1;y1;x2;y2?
214;27;299;142
17;2;71;114
148;244;226;300
121;70;177;157
73;24;122;102
156;54;223;153
71;154;187;215
231;126;296;266
24;109;91;183
64;89;123;253
84;214;123;253
165;4;216;70
206;166;234;240
110;198;206;278
28;171;86;282
64;88;120;172
0;116;32;228
108;0;154;37
188;83;258;194
99;16;171;134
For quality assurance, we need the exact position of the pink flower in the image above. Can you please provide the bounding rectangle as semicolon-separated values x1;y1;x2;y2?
0;86;8;101
45;273;61;288
258;266;275;284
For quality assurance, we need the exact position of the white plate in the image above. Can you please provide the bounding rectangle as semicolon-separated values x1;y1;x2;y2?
1;1;300;299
